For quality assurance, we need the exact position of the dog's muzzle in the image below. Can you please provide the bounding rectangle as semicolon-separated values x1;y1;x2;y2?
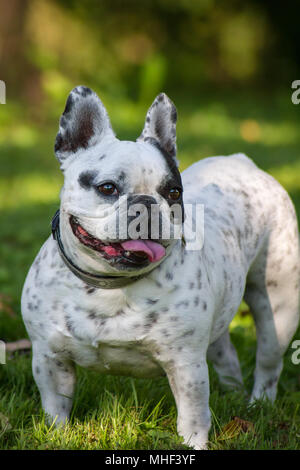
51;210;149;289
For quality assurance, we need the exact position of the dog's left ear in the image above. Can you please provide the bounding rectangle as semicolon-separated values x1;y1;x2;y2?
137;93;177;164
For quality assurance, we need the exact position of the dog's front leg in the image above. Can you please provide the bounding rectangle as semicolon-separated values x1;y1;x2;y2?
32;342;76;425
164;353;211;450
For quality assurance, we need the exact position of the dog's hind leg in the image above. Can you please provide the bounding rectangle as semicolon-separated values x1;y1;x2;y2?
244;224;300;402
207;330;244;389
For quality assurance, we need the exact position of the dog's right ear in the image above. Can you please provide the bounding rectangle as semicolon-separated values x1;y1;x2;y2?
54;86;115;165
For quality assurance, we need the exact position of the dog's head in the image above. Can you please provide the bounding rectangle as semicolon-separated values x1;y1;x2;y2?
55;86;184;276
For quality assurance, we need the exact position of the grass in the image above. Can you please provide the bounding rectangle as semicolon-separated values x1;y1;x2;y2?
0;90;300;450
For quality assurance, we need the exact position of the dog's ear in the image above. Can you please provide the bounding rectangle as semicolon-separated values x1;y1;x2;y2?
137;93;178;164
54;86;115;164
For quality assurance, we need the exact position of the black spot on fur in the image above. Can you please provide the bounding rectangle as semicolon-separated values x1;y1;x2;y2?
78;170;98;189
175;300;189;308
118;171;126;182
88;310;97;319
161;329;170;337
169;316;178;322
54;134;63;154
78;86;93;97
147;312;158;323
65;315;74;332
146;298;158;305
197;269;202;289
236;228;242;249
267;280;278;288
170;104;177;124
181;330;194;337
60;116;68;129
64;94;74;114
265;377;277;389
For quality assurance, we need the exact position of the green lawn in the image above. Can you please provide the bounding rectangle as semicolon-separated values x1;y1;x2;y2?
0;91;300;449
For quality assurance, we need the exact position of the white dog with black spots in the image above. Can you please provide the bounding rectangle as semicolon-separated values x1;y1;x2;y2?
22;86;300;449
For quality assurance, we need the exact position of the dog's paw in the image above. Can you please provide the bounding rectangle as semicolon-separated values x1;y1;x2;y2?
180;431;208;450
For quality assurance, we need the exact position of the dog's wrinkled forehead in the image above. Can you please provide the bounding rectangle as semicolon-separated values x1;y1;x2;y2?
54;86;181;195
65;139;180;197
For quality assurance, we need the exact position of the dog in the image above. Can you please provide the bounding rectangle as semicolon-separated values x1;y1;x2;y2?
21;86;300;449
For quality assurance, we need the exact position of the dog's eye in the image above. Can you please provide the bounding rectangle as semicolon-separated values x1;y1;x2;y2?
168;188;182;201
97;183;118;196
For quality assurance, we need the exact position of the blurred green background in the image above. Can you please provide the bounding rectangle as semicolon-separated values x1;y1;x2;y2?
1;0;300;336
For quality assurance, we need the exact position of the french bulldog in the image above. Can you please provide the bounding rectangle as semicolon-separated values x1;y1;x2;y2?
21;86;300;449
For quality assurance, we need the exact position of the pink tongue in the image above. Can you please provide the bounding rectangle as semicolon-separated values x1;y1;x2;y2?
121;240;166;263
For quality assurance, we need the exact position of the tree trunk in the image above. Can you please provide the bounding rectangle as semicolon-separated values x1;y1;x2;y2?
0;0;42;105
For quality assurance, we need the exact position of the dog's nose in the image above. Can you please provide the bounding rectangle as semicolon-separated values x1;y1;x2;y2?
126;194;162;240
128;195;157;208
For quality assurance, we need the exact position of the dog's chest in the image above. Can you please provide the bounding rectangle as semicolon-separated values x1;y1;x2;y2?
50;284;169;377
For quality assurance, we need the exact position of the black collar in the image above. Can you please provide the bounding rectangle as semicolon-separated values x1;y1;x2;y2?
51;210;147;289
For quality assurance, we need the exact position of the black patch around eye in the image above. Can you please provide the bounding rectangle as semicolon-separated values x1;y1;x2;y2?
156;179;183;204
156;178;184;222
78;170;99;189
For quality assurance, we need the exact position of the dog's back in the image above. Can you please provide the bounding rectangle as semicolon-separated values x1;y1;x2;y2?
183;153;300;401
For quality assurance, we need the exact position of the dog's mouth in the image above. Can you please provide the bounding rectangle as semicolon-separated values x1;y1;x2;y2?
69;216;166;267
